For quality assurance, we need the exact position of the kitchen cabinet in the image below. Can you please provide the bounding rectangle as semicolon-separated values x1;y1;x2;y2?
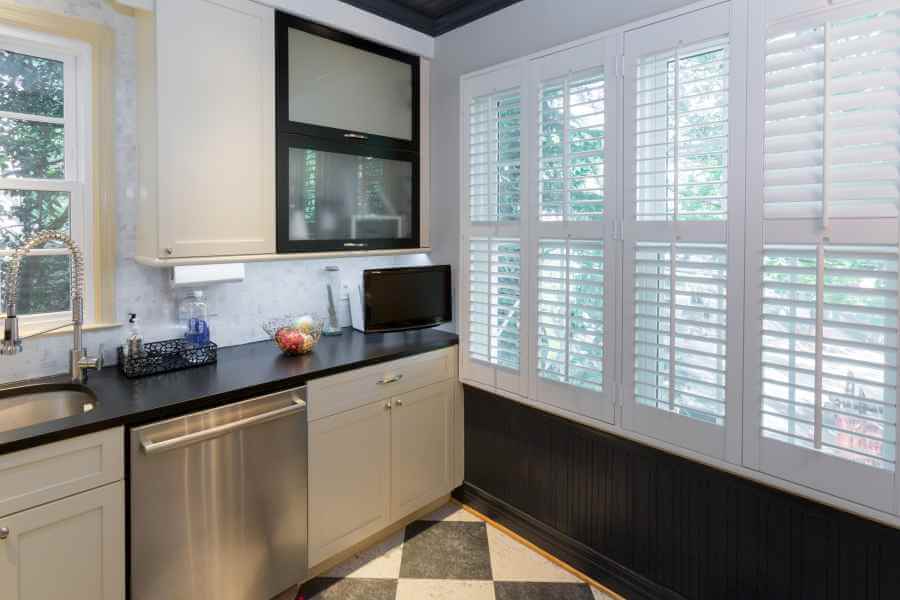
307;347;459;568
390;380;451;520
0;428;125;600
135;0;276;261
308;400;392;566
0;482;125;600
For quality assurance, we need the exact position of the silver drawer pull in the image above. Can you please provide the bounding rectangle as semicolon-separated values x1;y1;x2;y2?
343;132;369;140
377;374;403;385
141;399;306;455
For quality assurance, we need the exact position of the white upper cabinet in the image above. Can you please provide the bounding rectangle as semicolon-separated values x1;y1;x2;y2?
136;0;275;260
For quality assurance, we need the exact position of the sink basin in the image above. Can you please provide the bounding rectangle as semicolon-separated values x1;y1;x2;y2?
0;384;98;434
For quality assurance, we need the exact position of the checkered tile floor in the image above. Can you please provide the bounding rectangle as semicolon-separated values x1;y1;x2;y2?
297;503;616;600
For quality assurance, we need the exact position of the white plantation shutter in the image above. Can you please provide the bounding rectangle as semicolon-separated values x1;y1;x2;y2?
536;239;604;391
467;238;522;370
623;2;744;459
530;37;619;424
634;243;729;425
539;70;606;222
634;38;730;222
760;245;897;471
764;5;900;220
461;64;528;396
469;89;522;223
746;0;900;511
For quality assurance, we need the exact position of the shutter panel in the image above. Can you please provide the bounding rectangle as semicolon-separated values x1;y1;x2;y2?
468;237;522;370
537;239;604;391
764;6;900;219
469;90;522;223
539;69;606;222
761;244;897;472
634;242;728;425
634;38;730;222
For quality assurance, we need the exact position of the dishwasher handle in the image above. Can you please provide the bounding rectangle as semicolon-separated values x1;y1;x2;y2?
141;397;306;455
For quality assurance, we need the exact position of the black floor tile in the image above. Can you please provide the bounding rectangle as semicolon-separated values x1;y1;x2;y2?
299;577;397;600
399;520;493;580
494;581;596;600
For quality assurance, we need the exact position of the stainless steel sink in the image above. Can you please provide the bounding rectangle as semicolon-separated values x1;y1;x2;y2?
0;384;97;433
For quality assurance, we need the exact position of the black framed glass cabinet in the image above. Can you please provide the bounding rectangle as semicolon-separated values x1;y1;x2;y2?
275;12;421;252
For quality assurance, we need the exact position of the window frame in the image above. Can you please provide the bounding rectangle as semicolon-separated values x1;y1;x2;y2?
0;23;94;332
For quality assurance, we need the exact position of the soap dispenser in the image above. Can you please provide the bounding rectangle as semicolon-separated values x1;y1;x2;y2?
123;313;143;357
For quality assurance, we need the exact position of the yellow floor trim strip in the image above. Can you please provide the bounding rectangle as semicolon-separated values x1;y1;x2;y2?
455;499;627;600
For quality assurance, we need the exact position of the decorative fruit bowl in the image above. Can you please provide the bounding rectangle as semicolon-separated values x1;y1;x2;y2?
262;314;324;356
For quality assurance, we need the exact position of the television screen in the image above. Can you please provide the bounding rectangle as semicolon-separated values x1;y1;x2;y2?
364;266;451;332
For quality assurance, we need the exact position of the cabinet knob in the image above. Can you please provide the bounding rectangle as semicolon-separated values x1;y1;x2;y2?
0;527;9;540
395;399;404;407
385;401;392;410
164;247;173;255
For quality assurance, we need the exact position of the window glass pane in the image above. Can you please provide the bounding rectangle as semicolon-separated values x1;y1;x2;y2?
469;90;521;223
287;146;413;241
0;254;70;314
635;38;729;222
0;189;70;247
0;117;64;179
0;49;64;118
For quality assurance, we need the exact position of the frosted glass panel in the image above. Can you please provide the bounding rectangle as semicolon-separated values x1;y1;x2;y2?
288;28;413;141
288;147;413;241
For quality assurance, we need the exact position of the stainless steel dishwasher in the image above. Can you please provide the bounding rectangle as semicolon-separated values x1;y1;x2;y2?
130;386;307;600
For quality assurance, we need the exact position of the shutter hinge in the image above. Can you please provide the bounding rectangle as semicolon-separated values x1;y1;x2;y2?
616;55;625;80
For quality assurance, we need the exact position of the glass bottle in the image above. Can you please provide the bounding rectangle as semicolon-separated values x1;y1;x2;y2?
323;266;343;336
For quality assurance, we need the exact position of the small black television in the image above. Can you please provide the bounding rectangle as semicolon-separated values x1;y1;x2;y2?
351;266;452;333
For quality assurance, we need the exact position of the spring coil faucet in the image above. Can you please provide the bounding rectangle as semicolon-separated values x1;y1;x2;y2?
1;230;102;382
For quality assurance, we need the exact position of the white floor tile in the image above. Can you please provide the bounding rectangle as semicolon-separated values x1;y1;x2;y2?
324;530;404;579
396;579;496;600
486;525;582;584
421;503;482;522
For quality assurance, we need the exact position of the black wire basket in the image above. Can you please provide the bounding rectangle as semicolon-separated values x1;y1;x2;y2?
117;338;217;378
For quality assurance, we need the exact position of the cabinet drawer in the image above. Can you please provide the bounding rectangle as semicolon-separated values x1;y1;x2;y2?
0;428;124;518
308;346;457;421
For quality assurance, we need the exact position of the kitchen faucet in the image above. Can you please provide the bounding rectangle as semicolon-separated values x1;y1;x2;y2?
0;230;103;382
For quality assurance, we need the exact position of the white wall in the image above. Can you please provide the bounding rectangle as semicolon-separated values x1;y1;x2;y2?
429;0;704;330
0;0;432;382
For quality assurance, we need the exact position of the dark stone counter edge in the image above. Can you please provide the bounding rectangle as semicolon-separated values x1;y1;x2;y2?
0;328;458;456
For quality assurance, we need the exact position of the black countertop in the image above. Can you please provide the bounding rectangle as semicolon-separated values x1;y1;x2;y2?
0;327;458;455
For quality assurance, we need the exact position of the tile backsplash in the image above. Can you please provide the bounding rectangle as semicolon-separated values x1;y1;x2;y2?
0;0;434;382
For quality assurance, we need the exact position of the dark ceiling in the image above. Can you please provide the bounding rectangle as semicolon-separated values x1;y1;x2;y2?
339;0;523;36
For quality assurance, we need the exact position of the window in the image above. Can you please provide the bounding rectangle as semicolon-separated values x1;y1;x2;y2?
744;0;900;512
460;63;527;397
531;36;618;423
469;89;521;223
622;2;745;459
0;24;92;328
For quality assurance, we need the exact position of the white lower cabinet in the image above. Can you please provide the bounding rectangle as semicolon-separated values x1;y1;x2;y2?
308;353;458;569
390;381;451;519
308;400;392;567
0;481;125;600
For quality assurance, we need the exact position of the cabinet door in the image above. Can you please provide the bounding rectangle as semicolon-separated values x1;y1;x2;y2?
390;380;451;520
0;482;125;600
156;0;275;258
308;400;391;566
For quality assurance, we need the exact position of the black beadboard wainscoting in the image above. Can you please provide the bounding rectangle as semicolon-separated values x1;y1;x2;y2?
453;385;900;600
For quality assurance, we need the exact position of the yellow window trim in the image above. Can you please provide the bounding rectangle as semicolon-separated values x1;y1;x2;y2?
0;3;118;326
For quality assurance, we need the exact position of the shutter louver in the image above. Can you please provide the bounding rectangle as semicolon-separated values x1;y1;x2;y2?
469;90;522;223
764;7;900;219
634;38;730;222
539;70;606;222
761;244;897;471
634;242;728;425
468;238;521;371
537;239;604;391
